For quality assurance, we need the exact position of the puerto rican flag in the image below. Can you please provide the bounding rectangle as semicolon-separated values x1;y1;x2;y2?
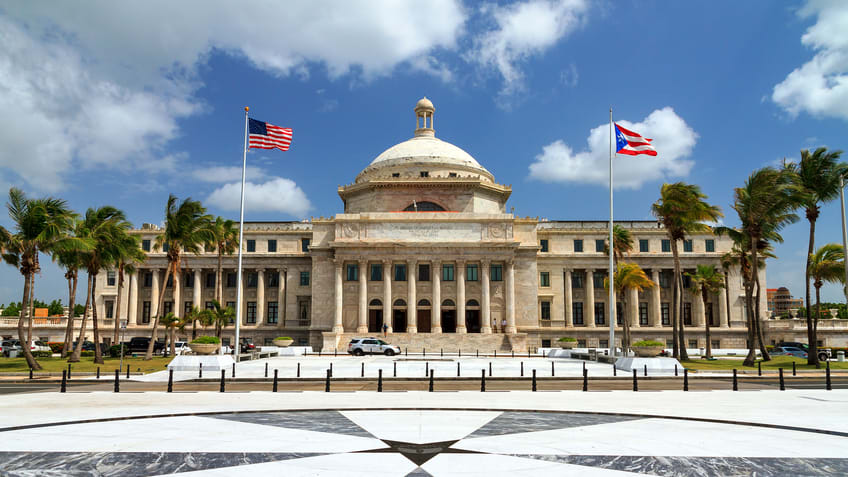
615;123;657;156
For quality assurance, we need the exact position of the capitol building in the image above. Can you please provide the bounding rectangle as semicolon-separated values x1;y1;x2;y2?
8;98;789;352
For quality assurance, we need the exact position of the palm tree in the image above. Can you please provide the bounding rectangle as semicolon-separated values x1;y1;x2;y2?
732;167;799;366
789;148;846;366
111;233;145;345
719;251;734;326
53;219;86;358
604;224;634;264
604;262;654;353
808;244;845;337
2;188;85;370
160;312;187;357
146;195;214;360
652;183;723;360
208;217;238;303
206;299;235;342
686;265;725;359
184;305;204;340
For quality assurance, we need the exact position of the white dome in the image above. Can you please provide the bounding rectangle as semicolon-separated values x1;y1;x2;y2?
368;135;485;170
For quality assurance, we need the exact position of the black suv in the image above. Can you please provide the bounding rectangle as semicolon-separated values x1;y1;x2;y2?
775;342;830;361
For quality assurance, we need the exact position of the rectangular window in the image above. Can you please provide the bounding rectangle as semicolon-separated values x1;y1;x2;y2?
541;301;551;320
639;239;649;253
683;239;693;252
442;264;455;281
572;302;584;325
661;239;671;252
540;271;550;287
142;301;151;324
227;272;237;288
711;339;721;350
541;339;551;348
107;271;116;286
163;301;173;315
616;301;624;325
599;339;609;349
573;239;583;252
300;271;310;286
592;272;605;289
595;239;605;252
267;302;278;324
540;239;549;252
659;270;671;288
226;301;236;311
466;264;478;281
246;302;256;324
688;339;698;348
301;238;310;252
491;264;503;282
683;302;692;325
572;272;584;289
705;239;715;252
666;339;674;348
162;243;169;253
682;273;691;289
420;171;429;177
105;300;114;319
246;272;258;288
418;263;430;282
268;271;279;287
205;273;215;289
268;239;277;252
639;302;649;325
661;302;670;325
577;339;586;348
142;239;151;252
346;264;358;281
205;301;214;310
246;240;256;252
143;272;152;287
394;264;407;281
166;274;173;288
594;302;605;325
370;263;383;281
184;301;192;316
707;303;717;327
184;271;193;288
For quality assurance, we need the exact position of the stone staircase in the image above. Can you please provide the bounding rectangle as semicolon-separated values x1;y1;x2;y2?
322;332;528;354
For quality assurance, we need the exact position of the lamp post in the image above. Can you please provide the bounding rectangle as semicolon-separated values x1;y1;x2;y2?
118;320;127;378
840;174;848;301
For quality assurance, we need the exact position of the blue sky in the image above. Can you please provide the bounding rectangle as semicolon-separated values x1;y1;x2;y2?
1;0;847;306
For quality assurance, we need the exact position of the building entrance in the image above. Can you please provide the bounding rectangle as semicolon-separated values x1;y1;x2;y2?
393;310;407;333
417;309;431;333
465;310;481;333
441;310;456;333
368;309;383;333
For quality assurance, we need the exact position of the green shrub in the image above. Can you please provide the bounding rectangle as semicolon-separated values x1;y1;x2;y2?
47;342;64;354
80;351;94;357
557;337;577;342
191;336;220;344
108;344;129;357
633;340;664;347
274;336;293;341
32;350;52;358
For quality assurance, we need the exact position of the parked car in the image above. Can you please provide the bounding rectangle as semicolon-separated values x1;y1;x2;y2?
775;342;830;361
347;338;401;356
173;341;192;356
72;341;96;352
124;337;165;354
239;338;255;353
1;340;22;357
771;346;808;359
7;339;50;353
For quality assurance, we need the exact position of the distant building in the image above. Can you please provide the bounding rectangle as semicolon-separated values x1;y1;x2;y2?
767;287;804;317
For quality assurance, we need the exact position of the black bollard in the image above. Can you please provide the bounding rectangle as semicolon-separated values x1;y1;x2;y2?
405;348;408;356
733;369;738;391
167;369;173;393
552;361;555;377
494;350;497;358
441;348;443;357
29;368;33;380
613;365;617;377
273;369;278;392
489;362;492;377
334;348;337;357
265;362;268;378
779;368;785;391
633;369;638;391
220;369;226;392
60;370;67;393
512;350;515;358
232;362;235;378
199;362;203;378
582;361;586;373
683;369;689;391
792;361;796;376
481;369;486;392
582;369;588;392
758;361;762;376
459;349;461;357
362;362;365;377
429;369;434;392
644;364;647;377
423;348;426;357
826;361;832;391
457;362;461;377
126;364;130;379
520;361;524;377
68;363;72;380
425;362;429;377
393;361;397;377
297;362;301;378
476;349;479;358
318;349;321;357
114;369;120;393
532;369;537;392
330;362;333;378
325;369;331;392
97;367;100;380
378;369;383;392
674;364;678;377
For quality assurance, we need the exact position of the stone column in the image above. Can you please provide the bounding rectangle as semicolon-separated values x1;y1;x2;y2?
506;260;516;333
432;261;442;333
694;290;705;327
719;287;729;328
407;259;417;333
193;269;202;310
456;260;467;334
383;260;392;333
279;268;286;326
628;286;640;328
564;269;573;326
256;268;265;324
150;268;160;319
651;269;661;327
173;271;181;317
357;260;368;333
585;269;595;328
128;271;138;325
481;260;492;334
333;260;344;333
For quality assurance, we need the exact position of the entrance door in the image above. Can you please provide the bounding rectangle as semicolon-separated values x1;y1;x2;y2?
393;310;407;333
466;310;481;333
418;309;431;333
442;310;456;333
368;310;383;333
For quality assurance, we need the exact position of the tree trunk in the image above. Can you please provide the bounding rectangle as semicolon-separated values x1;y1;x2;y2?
815;283;822;365
146;265;172;360
724;271;731;327
670;240;680;359
754;275;770;361
622;299;631;354
91;273;104;364
69;274;93;362
805;214;818;366
113;264;124;344
27;273;36;362
170;327;176;357
742;279;757;367
217;250;223;303
61;272;77;358
704;288;712;359
673;240;688;360
17;272;41;370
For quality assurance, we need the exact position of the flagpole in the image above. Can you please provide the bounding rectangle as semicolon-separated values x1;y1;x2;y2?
234;106;249;360
609;108;616;358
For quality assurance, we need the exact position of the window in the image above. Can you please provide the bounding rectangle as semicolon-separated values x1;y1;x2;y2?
491;264;503;281
666;339;674;348
420;171;429;177
418;263;430;282
599;340;609;349
205;301;214;310
659;271;671;288
268;239;277;252
577;339;587;348
540;271;550;287
107;271;116;286
572;272;584;289
205;273;215;289
246;272;258;288
142;301;151;324
346;264;359;281
616;302;623;325
466;264;478;281
448;172;457;177
595;239;605;252
573;302;584;325
541;301;551;320
639;239;649;253
394;264;407;281
711;339;721;350
143;272;152;287
541;339;551;348
163;301;173;315
688;339;698;348
301;238;310;252
105;300;114;319
299;299;311;324
683;239;693;252
442;264;455;281
540;239;549;252
162;243;169;252
166;275;173;288
226;301;236;311
142;239;151;252
661;302;670;325
246;302;256;324
227;272;237;288
268;271;279;287
639;302;648;325
370;263;383;281
683;302;692;325
246;240;256;252
184;301;192;316
705;239;715;252
392;172;400;177
574;239;583;252
682;273;691;289
184;272;194;288
661;239;671;252
594;302;605;325
592;272;605;289
300;271;310;286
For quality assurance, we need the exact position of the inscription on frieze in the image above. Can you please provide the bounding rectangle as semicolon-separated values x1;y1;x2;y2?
366;222;482;241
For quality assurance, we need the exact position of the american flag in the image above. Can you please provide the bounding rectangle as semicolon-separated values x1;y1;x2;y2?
248;118;292;151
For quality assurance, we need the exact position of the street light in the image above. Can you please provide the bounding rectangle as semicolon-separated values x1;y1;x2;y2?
841;174;848;301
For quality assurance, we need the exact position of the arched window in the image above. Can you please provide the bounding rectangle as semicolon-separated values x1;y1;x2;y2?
403;201;445;212
442;299;456;307
369;299;382;307
466;299;480;307
393;299;407;307
417;299;431;307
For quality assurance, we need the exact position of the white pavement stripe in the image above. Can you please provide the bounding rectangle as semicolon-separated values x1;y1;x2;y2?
342;410;501;444
423;454;640;476
156;452;417;477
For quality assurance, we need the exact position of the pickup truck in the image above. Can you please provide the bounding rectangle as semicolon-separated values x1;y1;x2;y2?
124;337;165;354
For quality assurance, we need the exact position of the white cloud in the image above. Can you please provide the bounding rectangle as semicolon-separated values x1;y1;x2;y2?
772;0;848;120
528;107;698;189
191;165;268;183
559;63;579;87
206;177;311;216
470;0;588;97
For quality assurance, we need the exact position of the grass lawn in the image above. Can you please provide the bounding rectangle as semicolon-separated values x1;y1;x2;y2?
681;355;848;371
0;356;172;374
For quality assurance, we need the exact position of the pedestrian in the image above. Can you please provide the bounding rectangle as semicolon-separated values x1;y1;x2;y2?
492;318;498;333
382;323;388;337
501;318;507;333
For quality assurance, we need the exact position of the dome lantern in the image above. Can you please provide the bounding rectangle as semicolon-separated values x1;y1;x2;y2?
414;97;435;137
